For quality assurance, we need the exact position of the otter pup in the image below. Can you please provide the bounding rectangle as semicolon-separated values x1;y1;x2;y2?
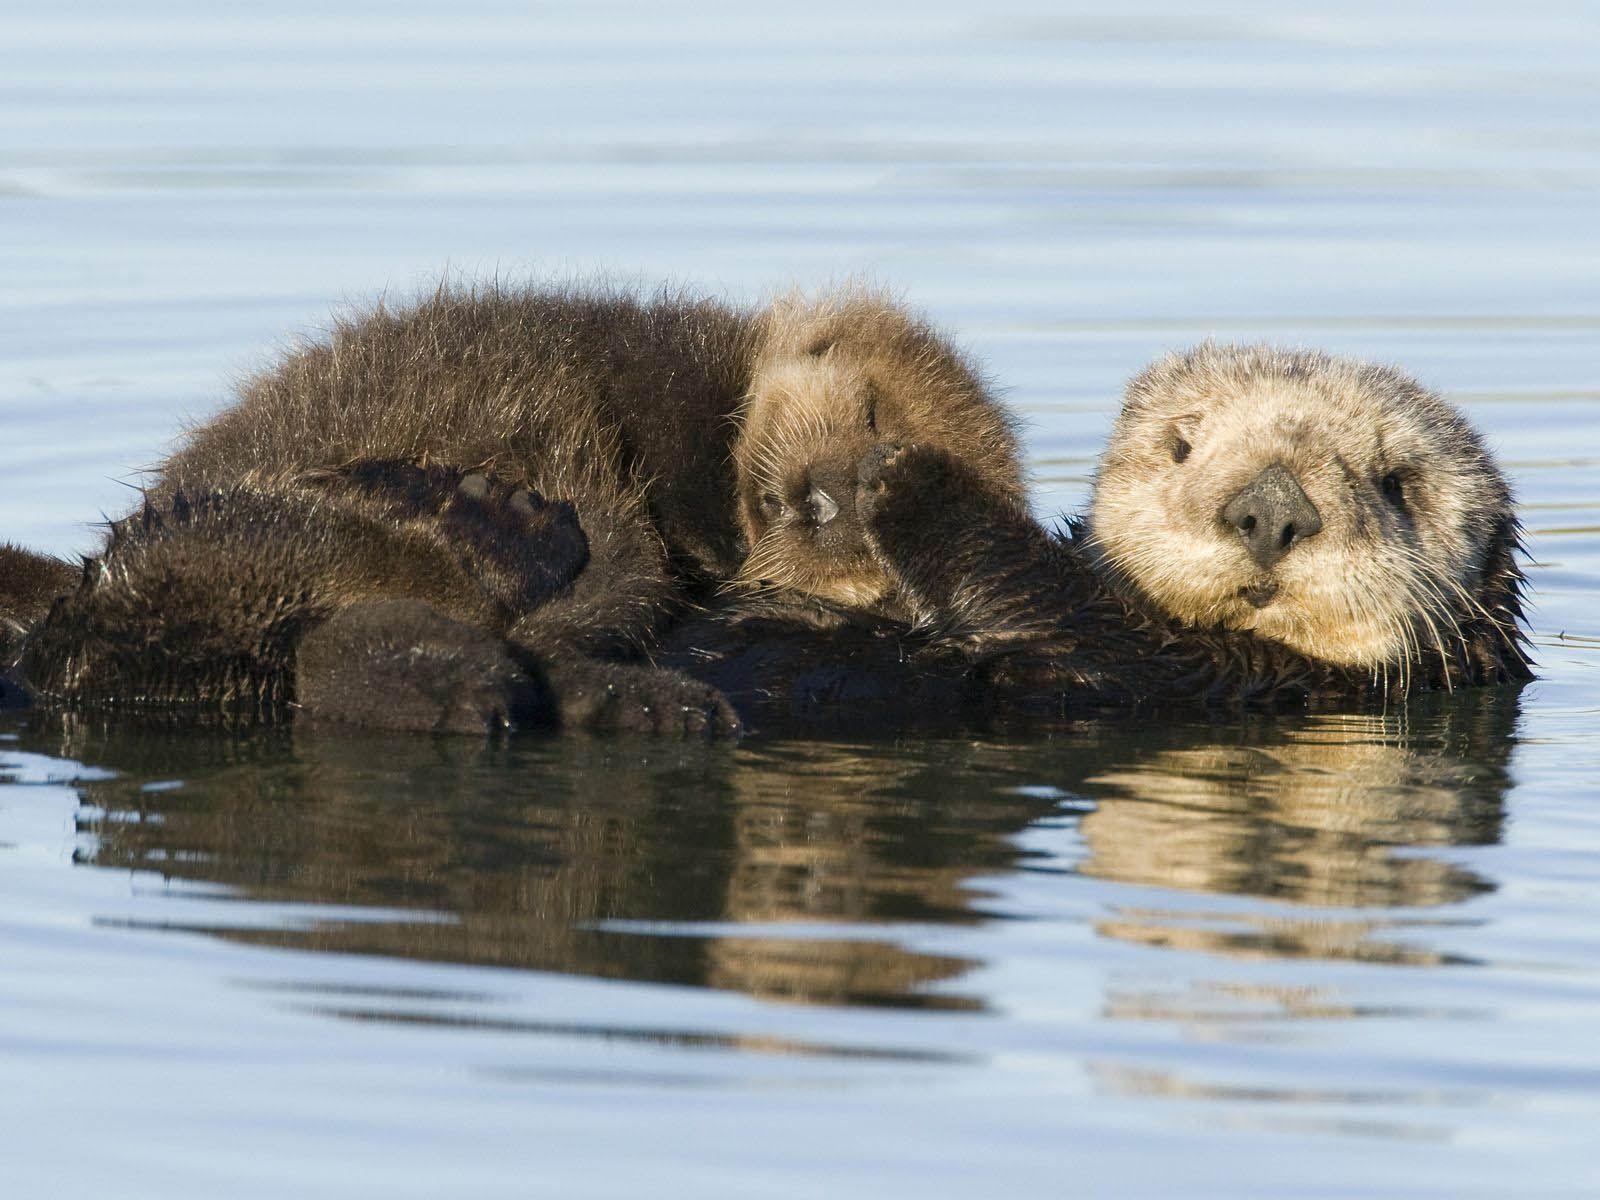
3;283;1023;733
662;344;1532;731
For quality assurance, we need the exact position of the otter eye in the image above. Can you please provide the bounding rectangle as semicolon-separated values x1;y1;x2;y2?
1171;436;1192;464
1381;472;1405;507
865;400;877;432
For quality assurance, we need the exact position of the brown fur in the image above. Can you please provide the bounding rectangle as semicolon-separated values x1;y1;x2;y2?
0;544;76;658
733;289;1023;611
3;282;1021;732
18;465;586;720
0;334;1523;739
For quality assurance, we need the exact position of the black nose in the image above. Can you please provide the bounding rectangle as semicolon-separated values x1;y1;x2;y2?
1220;465;1323;570
807;484;840;526
801;460;858;529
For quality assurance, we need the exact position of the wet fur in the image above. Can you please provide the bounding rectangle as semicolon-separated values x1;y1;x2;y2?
3;343;1532;736
733;290;1023;610
0;543;77;664
0;283;1020;733
15;465;588;727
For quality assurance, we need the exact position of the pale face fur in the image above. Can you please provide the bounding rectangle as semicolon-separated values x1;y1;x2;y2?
1088;344;1514;673
731;289;1024;611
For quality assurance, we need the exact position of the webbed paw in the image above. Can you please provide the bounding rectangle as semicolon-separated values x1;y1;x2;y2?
438;472;588;616
856;442;1035;622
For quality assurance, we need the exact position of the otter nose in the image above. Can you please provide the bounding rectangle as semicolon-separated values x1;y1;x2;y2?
1220;465;1323;570
807;484;840;526
802;459;858;529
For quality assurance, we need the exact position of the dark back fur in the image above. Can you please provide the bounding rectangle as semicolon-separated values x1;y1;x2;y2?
1;543;78;668
170;284;759;591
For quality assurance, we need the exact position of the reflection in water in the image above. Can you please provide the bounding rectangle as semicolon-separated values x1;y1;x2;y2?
1085;1061;1457;1143
32;719;1066;1011
18;688;1519;1018
1084;717;1505;905
1078;693;1516;969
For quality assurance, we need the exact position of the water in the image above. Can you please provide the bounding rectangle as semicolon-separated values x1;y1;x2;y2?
3;2;1600;1195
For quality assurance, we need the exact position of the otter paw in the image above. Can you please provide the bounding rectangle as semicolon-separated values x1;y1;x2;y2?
302;459;588;618
856;442;970;538
854;441;909;516
437;474;588;614
545;659;742;739
296;599;555;736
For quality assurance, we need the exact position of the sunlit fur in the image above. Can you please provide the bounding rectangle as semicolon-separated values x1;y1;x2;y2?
1087;344;1524;683
731;288;1025;613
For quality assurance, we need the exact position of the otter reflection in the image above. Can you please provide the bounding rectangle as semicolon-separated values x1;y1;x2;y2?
39;720;1060;1011
1077;690;1516;967
27;689;1516;1011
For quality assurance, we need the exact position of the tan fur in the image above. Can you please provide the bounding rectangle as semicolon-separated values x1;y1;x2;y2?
732;287;1025;612
1088;343;1517;677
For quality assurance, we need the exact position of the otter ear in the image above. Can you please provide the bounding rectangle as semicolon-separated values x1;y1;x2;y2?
804;336;836;358
1463;515;1534;683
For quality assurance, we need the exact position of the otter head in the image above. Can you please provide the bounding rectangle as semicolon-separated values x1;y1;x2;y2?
1087;344;1530;681
732;289;1024;611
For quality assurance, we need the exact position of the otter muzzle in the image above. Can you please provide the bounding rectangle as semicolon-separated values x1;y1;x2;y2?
1221;464;1323;570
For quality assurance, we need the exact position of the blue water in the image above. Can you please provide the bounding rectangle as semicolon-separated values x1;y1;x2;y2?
3;2;1600;1196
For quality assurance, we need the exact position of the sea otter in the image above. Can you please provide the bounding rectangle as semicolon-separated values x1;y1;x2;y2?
0;283;1022;733
1086;343;1526;683
661;343;1532;731
1;342;1529;736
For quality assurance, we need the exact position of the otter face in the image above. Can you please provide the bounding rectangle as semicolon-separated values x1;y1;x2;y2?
1088;344;1519;672
732;291;1024;611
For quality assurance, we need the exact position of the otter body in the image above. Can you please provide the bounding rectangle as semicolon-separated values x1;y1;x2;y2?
154;288;761;660
2;342;1532;736
659;345;1532;733
3;284;1023;733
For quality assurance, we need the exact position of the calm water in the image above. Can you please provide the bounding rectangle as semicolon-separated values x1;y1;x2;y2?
4;2;1600;1196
